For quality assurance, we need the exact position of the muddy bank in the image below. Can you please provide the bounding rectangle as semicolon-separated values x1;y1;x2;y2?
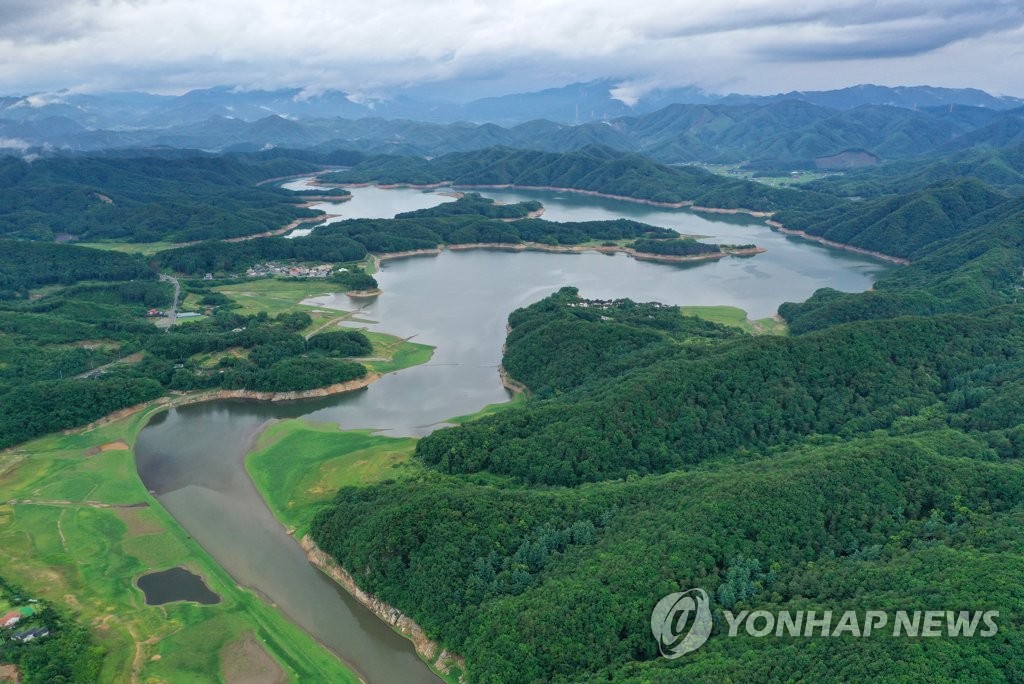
67;375;380;435
498;365;529;395
223;214;342;243
766;220;909;265
394;241;763;264
301;536;466;681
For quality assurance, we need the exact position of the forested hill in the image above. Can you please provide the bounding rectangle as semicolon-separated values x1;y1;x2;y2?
803;142;1024;197
312;290;1024;681
154;195;681;275
0;239;153;297
0;154;322;242
322;145;837;213
780;195;1024;332
0;239;379;448
309;140;1024;681
773;179;1009;259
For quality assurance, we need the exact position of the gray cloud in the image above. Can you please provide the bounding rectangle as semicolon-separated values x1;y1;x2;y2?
0;1;1020;98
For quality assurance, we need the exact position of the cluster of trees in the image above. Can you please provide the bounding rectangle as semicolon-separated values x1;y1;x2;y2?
0;273;373;447
395;192;542;219
0;154;322;242
156;213;679;275
0;577;103;684
0;240;153;298
137;311;368;393
323;145;840;212
314;214;676;253
627;237;721;256
154;233;368;275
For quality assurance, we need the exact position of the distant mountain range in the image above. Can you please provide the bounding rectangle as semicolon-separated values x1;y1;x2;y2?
2;81;1020;128
2;82;1022;166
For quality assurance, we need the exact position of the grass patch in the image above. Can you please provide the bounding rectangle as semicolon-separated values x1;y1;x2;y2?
247;422;418;534
447;392;526;424
0;409;358;683
752;315;788;336
214;279;340;317
680;305;753;331
359;331;435;374
76;240;182;256
680;305;787;336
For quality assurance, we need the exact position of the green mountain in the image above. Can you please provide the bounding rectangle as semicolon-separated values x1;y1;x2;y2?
774;180;1008;258
0;154;321;242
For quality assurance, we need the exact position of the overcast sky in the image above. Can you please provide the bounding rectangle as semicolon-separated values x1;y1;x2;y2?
1;0;1022;99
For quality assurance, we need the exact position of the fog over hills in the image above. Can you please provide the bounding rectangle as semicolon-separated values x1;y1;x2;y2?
2;82;1022;168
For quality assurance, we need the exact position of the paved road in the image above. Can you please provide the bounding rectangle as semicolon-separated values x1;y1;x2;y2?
158;274;181;328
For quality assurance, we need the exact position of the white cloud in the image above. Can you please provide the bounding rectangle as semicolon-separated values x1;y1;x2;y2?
0;0;1020;97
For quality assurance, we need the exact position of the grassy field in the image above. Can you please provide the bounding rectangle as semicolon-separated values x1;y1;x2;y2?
680;305;788;335
76;240;183;256
213;277;435;373
447;392;526;424
247;423;420;534
0;409;359;683
360;331;435;374
213;279;341;317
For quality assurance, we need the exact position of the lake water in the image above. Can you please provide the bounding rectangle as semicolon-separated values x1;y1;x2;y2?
136;567;221;606
135;183;894;682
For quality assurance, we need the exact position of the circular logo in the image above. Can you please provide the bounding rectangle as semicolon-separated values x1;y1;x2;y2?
651;588;713;659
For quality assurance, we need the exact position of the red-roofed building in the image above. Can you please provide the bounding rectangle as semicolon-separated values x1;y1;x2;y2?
1;610;20;628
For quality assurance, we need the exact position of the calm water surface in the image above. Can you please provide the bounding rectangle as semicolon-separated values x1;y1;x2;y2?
135;183;894;682
136;567;221;606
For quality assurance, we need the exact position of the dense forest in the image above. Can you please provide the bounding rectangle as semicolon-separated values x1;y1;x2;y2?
155;195;682;274
311;149;1024;682
5;141;1024;681
773;179;1009;259
322;145;839;212
803;142;1024;198
0;240;376;448
0;239;154;297
0;154;322;242
626;237;721;256
395;192;543;219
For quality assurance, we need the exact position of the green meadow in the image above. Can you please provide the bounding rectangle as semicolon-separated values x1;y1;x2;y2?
246;423;421;534
679;304;788;335
75;240;184;257
213;278;341;317
0;408;359;683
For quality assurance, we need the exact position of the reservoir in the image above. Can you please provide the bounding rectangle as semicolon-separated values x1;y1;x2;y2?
135;184;893;682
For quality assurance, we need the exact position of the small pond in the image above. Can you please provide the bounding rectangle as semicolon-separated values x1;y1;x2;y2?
136;567;221;606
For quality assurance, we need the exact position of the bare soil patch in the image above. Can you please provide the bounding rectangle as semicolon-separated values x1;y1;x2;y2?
221;632;286;684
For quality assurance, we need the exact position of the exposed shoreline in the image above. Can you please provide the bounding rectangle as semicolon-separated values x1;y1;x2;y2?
301;536;466;681
222;213;342;243
322;179;905;264
68;374;380;435
765;220;910;265
371;241;764;265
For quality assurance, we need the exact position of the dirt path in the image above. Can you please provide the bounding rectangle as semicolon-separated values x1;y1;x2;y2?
7;499;149;509
303;306;368;340
157;274;181;328
74;352;144;379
